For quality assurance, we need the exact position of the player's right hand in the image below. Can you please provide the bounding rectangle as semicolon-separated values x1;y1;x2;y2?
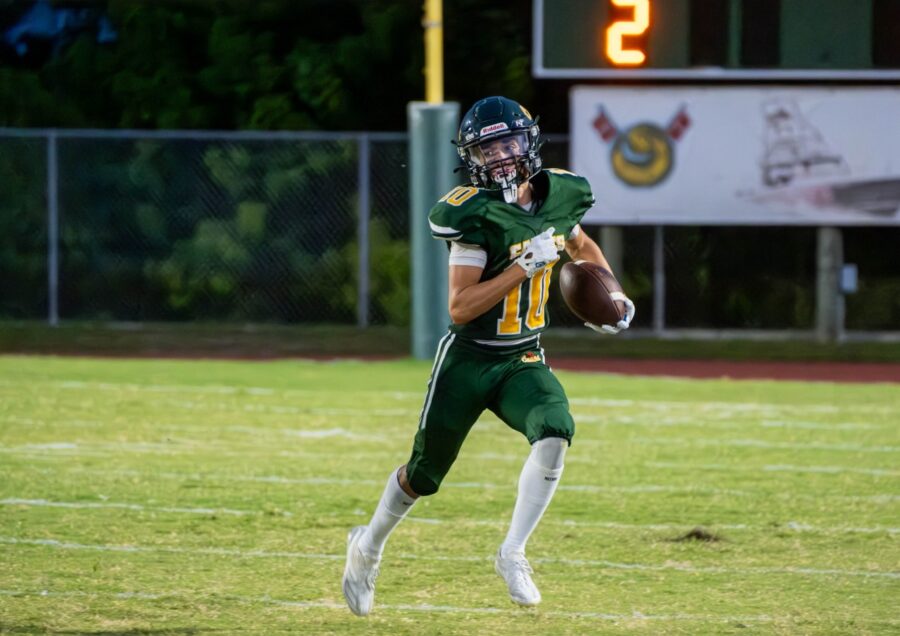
514;227;559;278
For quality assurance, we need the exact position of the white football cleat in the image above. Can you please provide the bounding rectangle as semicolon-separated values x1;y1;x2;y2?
495;549;541;606
342;525;380;616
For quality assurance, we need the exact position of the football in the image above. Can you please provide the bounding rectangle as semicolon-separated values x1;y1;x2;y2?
558;261;626;326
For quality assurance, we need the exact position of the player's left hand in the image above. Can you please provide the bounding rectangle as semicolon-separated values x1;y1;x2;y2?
585;293;634;335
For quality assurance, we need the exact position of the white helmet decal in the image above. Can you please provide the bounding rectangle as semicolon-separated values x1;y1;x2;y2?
479;122;509;136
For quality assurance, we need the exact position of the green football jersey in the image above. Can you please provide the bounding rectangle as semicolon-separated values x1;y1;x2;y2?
428;168;595;343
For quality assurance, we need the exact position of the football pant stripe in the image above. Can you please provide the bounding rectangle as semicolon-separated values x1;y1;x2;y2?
417;332;456;430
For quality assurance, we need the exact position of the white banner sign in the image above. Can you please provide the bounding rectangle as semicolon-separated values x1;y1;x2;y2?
570;86;900;225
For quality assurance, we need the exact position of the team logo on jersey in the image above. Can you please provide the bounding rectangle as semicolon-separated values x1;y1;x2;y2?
593;105;690;188
521;351;542;363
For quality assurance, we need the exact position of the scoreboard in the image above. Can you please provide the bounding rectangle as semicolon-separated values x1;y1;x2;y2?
534;0;900;80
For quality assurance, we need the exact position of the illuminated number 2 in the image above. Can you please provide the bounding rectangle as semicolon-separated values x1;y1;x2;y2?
605;0;650;66
497;264;555;335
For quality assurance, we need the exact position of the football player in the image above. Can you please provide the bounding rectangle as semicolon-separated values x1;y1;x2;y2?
342;96;634;615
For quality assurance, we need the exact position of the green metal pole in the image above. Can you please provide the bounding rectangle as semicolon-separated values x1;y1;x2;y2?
727;0;742;67
408;101;460;359
816;227;843;343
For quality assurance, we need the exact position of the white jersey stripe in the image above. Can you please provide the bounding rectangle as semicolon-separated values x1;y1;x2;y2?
418;333;456;430
428;220;463;238
472;335;539;347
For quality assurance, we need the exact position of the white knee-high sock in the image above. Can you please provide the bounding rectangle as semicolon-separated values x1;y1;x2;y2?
359;468;417;558
500;437;567;557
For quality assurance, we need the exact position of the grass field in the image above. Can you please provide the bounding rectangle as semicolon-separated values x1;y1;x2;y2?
0;355;898;635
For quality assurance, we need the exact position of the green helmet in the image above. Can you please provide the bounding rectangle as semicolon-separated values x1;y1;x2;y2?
457;96;542;203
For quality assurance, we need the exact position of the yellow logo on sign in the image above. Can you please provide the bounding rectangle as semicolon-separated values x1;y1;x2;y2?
611;124;673;187
593;105;691;189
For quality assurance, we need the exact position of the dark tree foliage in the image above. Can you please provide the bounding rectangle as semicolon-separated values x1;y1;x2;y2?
0;0;571;131
0;0;423;129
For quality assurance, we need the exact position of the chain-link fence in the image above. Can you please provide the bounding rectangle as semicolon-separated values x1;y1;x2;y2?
1;129;410;326
1;128;898;335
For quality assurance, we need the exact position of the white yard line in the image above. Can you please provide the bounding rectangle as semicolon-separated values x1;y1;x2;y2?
646;461;900;477
8;412;885;442
224;425;389;441
0;537;336;559
4;466;896;504
401;517;900;536
3;431;897;456
631;437;900;453
2;537;897;580
8;443;897;478
4;406;884;434
0;379;422;402
757;420;884;431
3;487;896;535
56;380;278;396
0;416;104;428
572;414;885;432
4;378;897;415
0;498;291;517
568;397;900;415
0;445;408;461
158;399;420;418
0;588;789;623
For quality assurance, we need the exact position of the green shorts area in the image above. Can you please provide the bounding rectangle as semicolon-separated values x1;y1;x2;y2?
405;333;575;496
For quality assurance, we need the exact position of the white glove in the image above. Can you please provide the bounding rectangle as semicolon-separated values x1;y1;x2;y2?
586;292;635;335
514;227;559;278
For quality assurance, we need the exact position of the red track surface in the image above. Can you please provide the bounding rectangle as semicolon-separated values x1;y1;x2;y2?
18;352;900;384
549;357;900;384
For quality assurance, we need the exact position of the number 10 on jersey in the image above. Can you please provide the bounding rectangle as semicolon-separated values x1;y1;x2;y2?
497;265;555;335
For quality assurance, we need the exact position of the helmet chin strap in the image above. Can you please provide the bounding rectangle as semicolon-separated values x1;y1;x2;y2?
493;172;519;203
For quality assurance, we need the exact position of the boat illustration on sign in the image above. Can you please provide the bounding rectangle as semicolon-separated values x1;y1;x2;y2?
750;98;900;217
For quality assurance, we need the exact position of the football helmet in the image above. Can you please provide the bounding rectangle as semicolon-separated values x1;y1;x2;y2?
457;96;542;203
